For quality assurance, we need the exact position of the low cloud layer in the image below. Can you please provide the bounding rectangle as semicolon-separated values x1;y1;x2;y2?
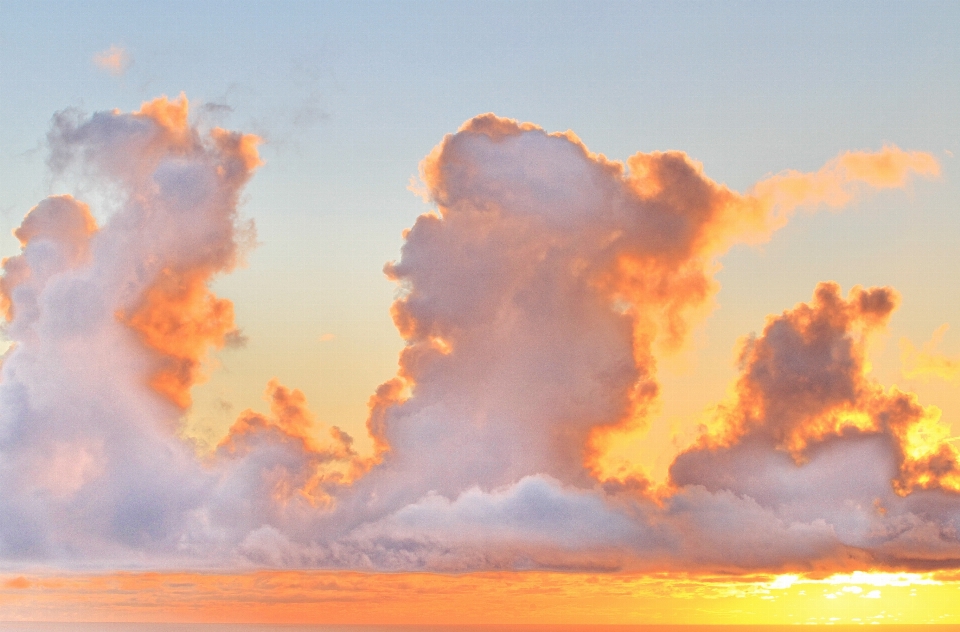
0;98;954;574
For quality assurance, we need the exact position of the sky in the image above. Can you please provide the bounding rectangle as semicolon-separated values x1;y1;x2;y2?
1;0;960;625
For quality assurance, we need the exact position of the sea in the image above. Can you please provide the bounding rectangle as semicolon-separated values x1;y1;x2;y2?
0;626;956;631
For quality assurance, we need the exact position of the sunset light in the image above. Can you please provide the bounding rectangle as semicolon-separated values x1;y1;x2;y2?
1;1;960;628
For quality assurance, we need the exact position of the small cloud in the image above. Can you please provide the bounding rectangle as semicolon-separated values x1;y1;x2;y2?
197;103;234;127
946;149;955;158
202;103;234;114
407;175;432;203
93;45;131;76
4;576;30;589
223;329;248;349
291;104;330;127
319;333;336;342
864;589;882;599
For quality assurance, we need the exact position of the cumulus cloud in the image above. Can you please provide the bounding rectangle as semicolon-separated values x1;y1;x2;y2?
92;45;131;76
0;104;953;574
362;115;941;502
670;283;960;570
0;95;339;564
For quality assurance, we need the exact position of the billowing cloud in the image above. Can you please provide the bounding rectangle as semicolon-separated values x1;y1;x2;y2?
92;45;131;76
361;115;941;504
0;103;953;574
0;95;271;562
670;283;960;570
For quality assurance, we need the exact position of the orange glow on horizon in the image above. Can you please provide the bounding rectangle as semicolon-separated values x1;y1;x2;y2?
1;569;958;626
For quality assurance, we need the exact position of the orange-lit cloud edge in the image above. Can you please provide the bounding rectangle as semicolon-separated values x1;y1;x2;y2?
1;96;958;625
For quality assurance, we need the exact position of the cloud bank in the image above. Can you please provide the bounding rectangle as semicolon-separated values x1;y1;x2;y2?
0;98;954;574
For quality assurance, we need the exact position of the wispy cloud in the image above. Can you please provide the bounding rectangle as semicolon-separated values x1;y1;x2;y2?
92;44;131;76
901;324;960;383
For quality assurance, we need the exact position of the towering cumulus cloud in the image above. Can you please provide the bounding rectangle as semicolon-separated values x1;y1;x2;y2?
669;283;960;569
369;118;941;493
0;102;954;574
0;96;352;563
322;115;950;570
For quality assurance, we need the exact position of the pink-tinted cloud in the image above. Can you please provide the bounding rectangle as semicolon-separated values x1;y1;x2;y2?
369;115;940;498
0;104;953;575
744;145;941;239
669;283;960;570
92;45;131;76
331;116;950;572
0;95;266;563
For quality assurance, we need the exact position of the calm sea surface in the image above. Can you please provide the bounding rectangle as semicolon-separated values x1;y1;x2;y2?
0;626;956;632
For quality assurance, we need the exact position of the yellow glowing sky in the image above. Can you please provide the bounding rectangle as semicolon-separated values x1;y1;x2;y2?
1;570;958;625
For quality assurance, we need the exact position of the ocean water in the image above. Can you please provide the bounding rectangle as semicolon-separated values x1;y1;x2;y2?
0;626;957;632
